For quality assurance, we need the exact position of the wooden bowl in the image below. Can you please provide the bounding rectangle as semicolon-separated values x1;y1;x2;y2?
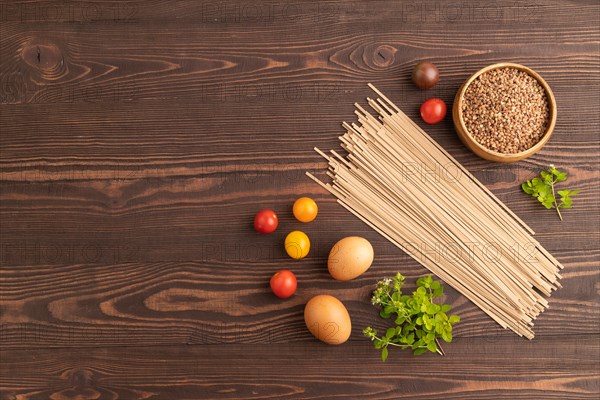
452;63;557;163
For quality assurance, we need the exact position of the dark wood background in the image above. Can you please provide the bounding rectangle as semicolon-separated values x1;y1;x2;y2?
1;0;599;398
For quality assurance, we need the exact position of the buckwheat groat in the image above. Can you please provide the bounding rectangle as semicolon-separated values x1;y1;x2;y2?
461;67;549;154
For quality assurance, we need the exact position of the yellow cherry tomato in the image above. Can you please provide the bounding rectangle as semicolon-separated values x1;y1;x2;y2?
293;197;318;223
285;230;310;259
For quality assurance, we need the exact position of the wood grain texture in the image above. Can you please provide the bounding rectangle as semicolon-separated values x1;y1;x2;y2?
1;337;599;399
1;0;599;398
0;248;598;350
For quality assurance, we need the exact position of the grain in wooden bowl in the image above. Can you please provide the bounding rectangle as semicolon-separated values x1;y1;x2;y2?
452;63;557;162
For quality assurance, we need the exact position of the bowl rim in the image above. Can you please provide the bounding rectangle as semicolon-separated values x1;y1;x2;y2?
453;62;557;160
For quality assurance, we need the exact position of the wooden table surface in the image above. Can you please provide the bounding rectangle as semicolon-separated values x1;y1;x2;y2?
1;1;599;398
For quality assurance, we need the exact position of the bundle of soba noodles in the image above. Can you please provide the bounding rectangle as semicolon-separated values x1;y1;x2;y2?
307;84;562;339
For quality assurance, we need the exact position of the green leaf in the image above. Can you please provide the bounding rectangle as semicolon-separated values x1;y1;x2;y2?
536;184;551;199
422;314;430;324
385;328;396;339
570;189;580;196
522;182;535;195
557;190;570;197
427;340;437;353
559;196;573;208
425;304;439;314
381;347;388;362
441;304;451;313
448;315;460;324
540;195;555;209
540;171;553;184
442;330;453;342
413;347;427;356
417;275;433;288
551;167;567;181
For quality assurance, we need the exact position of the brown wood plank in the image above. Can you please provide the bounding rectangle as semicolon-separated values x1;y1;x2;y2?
0;100;598;163
0;159;597;233
1;0;598;24
0;248;598;349
1;337;599;399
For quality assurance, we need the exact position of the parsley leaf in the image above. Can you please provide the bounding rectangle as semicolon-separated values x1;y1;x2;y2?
522;166;580;220
363;273;459;361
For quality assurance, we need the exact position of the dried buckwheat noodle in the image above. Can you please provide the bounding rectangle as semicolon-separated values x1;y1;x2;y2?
306;84;563;339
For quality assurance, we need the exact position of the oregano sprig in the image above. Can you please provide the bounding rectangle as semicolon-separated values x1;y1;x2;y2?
363;273;459;362
522;165;580;221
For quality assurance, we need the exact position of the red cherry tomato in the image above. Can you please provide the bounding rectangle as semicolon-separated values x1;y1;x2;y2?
254;209;278;234
270;270;297;299
420;98;447;124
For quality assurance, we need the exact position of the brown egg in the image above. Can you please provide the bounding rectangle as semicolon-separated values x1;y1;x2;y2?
328;236;374;281
304;295;352;345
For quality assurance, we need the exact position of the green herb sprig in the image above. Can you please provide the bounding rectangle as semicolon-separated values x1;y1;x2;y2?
522;165;580;221
363;273;459;362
